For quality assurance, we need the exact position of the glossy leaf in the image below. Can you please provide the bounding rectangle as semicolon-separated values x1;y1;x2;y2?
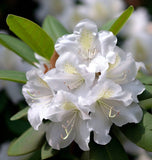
0;33;37;66
0;70;26;83
138;89;152;101
139;98;152;110
101;6;134;35
10;107;29;121
101;18;116;31
137;72;152;85
28;150;41;160
6;118;30;135
121;111;152;152
89;136;129;160
43;15;69;43
7;14;54;60
41;142;54;160
145;85;152;94
8;127;45;156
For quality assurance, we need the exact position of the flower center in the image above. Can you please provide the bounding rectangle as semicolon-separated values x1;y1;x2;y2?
79;28;97;60
64;64;84;90
108;54;120;71
64;64;79;75
98;89;114;99
62;102;77;111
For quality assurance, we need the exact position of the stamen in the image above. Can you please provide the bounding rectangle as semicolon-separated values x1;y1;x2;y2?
64;78;84;90
78;48;97;60
61;113;77;140
27;90;53;99
79;29;94;51
98;100;119;118
78;28;97;60
38;77;49;88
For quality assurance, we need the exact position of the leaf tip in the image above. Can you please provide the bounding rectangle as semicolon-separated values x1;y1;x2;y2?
10;116;15;121
128;5;134;13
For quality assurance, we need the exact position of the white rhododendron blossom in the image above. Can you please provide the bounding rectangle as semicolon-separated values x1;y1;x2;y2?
22;19;145;151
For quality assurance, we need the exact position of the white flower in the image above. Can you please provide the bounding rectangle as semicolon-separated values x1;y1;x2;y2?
22;69;54;130
45;91;91;151
0;44;31;103
84;78;143;145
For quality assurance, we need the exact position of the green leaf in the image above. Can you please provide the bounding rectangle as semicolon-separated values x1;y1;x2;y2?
7;14;54;60
145;85;152;94
0;70;27;83
0;33;37;66
6;118;30;135
138;89;152;101
89;136;129;160
41;142;54;160
8;127;45;156
139;98;152;110
10;107;29;121
101;18;117;31
137;72;152;85
101;6;134;35
28;150;41;160
43;15;69;43
121;111;152;152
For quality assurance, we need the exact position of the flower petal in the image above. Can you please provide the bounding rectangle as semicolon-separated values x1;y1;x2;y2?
46;122;75;150
74;19;98;35
27;107;42;130
111;103;143;126
99;30;117;63
89;104;112;145
75;119;90;151
121;80;145;103
107;47;138;84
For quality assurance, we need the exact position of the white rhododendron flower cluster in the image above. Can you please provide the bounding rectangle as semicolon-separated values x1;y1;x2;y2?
22;19;145;151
